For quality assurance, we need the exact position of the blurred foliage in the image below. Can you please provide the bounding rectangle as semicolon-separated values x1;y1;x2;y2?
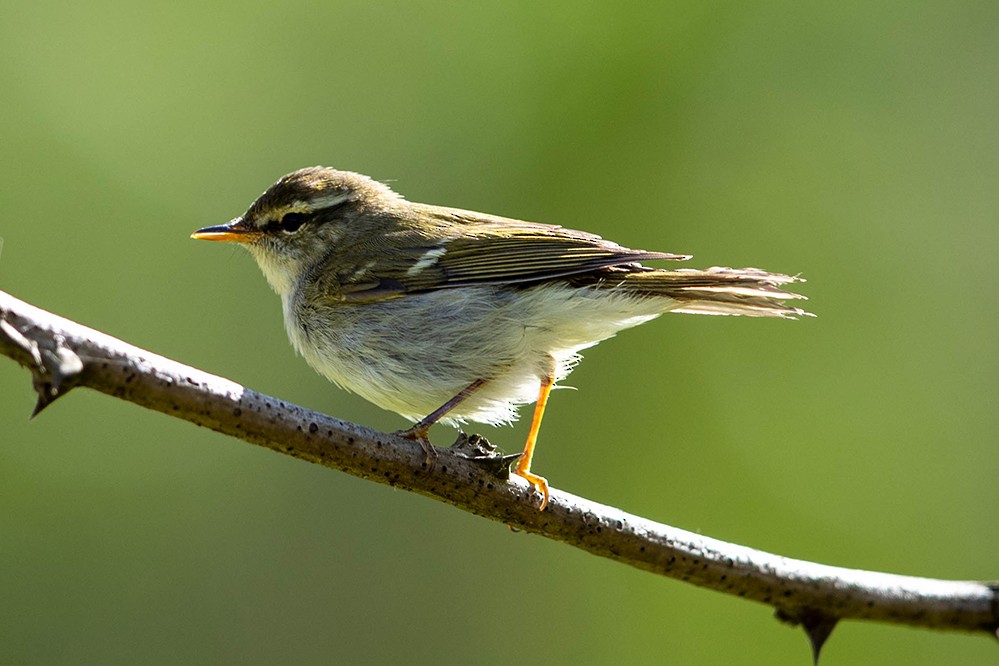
2;1;997;664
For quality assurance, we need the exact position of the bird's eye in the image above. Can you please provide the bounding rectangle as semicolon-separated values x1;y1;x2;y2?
280;212;307;233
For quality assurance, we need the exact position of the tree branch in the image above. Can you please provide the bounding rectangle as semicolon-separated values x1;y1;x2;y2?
2;288;997;652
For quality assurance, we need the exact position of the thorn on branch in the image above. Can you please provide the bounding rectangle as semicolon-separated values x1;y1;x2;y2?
31;337;84;416
0;319;84;417
449;432;520;479
775;607;839;665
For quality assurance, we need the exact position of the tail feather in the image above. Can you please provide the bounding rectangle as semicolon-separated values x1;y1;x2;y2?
613;266;812;319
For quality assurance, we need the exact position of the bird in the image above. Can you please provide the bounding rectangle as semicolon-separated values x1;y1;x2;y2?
192;166;810;509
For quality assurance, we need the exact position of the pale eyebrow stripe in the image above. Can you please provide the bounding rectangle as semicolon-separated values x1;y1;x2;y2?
301;193;354;212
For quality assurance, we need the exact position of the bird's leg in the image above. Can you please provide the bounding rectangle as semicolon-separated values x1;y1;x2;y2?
513;369;555;510
397;378;487;471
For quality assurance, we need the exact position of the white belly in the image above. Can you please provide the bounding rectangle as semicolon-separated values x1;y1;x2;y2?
284;284;672;426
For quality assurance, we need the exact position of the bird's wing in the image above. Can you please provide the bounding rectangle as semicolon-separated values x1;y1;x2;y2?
331;209;690;303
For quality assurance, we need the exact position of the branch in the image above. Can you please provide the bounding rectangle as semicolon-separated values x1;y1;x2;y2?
2;288;996;656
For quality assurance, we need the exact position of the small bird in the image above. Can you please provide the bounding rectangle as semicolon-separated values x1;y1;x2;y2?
192;167;809;509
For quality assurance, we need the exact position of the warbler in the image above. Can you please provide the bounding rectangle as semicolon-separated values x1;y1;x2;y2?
192;166;809;509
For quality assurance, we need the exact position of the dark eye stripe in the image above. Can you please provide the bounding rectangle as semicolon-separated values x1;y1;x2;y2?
261;198;352;234
262;212;308;234
280;212;307;233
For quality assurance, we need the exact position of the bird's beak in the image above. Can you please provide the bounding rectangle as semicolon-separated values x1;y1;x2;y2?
190;218;261;243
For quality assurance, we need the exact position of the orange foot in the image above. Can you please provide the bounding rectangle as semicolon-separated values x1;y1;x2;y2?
514;466;550;510
513;370;555;510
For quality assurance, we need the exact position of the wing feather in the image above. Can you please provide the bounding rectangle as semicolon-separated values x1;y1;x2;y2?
334;207;690;301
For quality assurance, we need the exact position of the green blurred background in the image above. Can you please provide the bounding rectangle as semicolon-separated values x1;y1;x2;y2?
1;1;997;663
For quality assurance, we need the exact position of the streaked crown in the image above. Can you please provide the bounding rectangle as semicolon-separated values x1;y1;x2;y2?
242;166;401;233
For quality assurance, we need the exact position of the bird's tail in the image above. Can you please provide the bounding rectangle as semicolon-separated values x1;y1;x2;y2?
607;266;812;318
